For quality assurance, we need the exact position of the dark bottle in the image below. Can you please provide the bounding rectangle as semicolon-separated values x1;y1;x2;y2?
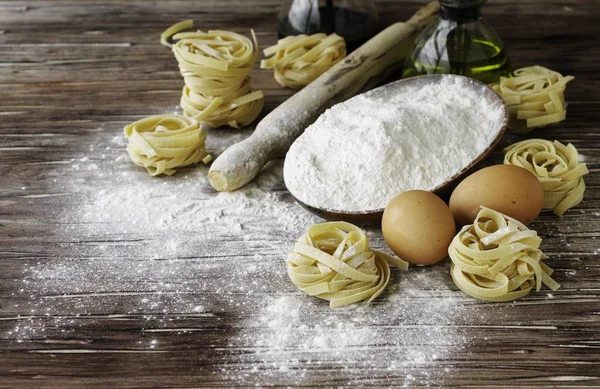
277;0;379;52
403;0;511;84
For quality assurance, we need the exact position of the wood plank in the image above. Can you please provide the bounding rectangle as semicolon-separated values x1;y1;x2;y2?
0;0;599;387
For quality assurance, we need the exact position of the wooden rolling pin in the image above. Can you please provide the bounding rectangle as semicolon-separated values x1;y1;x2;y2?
208;1;439;192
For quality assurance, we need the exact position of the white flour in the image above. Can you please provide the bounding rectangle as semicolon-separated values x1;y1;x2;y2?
284;76;504;212
237;273;476;385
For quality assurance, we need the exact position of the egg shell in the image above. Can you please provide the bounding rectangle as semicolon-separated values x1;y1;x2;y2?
449;164;544;226
382;190;455;266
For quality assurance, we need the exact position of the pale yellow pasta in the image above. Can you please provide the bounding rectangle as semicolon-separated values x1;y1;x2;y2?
162;21;264;128
124;114;209;176
504;139;588;216
449;207;560;302
490;66;574;134
287;221;408;308
261;33;346;89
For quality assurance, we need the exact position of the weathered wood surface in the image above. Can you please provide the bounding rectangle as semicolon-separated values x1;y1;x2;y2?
0;0;599;387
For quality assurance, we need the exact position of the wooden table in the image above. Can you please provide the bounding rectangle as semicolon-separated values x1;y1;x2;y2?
1;1;599;387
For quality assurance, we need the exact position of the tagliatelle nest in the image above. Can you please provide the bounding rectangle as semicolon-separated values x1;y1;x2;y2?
161;20;264;128
504;139;588;216
286;222;408;308
449;207;560;302
490;65;574;134
261;33;346;89
124;114;211;176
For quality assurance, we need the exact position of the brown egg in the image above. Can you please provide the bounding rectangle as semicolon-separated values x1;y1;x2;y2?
449;164;544;226
382;190;455;266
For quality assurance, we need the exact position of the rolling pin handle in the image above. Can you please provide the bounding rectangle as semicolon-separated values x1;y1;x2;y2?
208;133;269;192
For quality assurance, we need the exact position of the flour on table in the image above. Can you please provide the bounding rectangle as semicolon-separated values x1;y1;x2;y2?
10;131;317;341
230;267;477;385
12;116;478;386
284;76;504;212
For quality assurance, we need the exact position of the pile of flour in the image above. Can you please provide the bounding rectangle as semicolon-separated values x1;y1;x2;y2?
283;76;504;212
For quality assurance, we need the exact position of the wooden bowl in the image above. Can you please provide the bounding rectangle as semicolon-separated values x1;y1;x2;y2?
288;74;508;224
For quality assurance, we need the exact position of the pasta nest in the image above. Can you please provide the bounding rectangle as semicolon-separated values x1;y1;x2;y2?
449;207;560;302
163;21;264;128
490;65;574;134
504;139;588;217
261;33;346;89
124;114;210;176
286;222;408;308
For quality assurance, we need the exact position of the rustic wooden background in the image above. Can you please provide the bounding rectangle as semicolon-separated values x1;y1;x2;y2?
1;0;599;387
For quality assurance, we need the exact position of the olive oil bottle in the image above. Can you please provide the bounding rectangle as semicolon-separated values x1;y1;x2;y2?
403;0;511;84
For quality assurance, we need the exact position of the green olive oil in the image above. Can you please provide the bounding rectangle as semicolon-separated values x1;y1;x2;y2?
403;38;511;85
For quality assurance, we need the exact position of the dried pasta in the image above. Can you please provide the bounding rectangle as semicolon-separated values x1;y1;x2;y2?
449;207;560;302
261;33;346;89
161;21;264;128
504;139;588;217
124;114;209;176
287;222;408;308
490;65;574;134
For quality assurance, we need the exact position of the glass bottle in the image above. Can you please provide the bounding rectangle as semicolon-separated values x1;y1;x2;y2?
278;0;379;52
403;0;511;84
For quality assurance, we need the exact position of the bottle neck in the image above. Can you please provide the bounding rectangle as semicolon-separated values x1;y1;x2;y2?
440;5;481;24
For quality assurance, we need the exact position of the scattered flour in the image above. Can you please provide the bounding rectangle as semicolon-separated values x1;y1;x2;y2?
9;124;476;386
284;76;504;212
231;268;475;385
10;130;317;341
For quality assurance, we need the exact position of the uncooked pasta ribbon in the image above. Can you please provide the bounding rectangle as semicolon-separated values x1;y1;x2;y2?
161;20;264;128
261;33;346;89
449;207;560;302
490;65;574;134
124;114;210;176
287;222;408;308
504;139;588;216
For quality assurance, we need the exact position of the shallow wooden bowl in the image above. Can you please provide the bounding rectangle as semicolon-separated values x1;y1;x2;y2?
288;74;509;225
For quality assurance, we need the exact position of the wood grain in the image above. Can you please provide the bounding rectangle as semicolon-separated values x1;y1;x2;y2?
1;0;599;387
